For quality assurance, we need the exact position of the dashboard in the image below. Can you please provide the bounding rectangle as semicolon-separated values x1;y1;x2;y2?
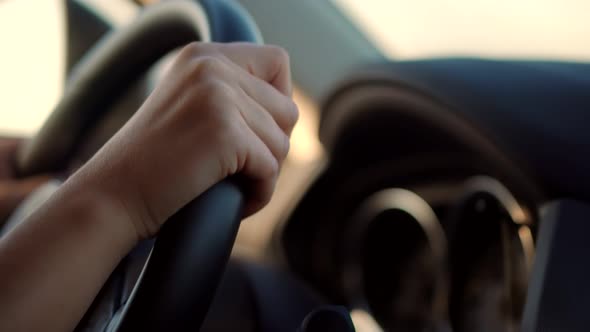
281;166;536;331
277;58;590;331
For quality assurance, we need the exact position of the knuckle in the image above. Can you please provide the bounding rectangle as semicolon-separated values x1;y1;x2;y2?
191;79;240;135
265;45;290;82
189;55;226;80
284;99;299;128
175;42;203;65
198;78;234;108
279;134;291;160
266;45;290;66
265;155;280;179
179;42;201;57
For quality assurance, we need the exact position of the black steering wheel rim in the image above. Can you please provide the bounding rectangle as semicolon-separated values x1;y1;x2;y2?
15;1;261;330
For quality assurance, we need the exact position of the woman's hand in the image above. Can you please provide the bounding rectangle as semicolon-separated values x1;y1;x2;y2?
76;42;299;240
0;43;298;332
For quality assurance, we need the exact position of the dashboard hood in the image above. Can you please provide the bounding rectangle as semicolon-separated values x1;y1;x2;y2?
319;59;590;201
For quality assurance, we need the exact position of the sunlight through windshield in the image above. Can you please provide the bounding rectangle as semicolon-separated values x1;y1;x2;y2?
334;0;590;61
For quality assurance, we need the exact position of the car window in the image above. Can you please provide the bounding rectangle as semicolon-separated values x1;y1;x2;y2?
2;0;589;135
0;0;136;135
0;0;65;135
335;0;590;61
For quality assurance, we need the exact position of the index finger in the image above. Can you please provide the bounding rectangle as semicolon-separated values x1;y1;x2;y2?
203;43;293;97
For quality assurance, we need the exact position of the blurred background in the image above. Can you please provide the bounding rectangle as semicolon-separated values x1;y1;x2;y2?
1;0;589;253
2;0;589;135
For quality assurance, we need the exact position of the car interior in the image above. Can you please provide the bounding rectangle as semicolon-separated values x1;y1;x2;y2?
1;0;590;331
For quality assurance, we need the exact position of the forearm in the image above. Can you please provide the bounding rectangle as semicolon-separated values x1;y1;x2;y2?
0;172;138;332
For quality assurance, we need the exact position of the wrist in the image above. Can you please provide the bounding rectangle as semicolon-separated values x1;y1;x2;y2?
61;168;142;249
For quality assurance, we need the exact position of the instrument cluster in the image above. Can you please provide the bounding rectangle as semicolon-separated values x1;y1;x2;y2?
281;174;536;332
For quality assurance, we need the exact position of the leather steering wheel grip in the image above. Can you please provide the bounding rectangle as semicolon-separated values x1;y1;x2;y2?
115;179;244;331
14;1;262;331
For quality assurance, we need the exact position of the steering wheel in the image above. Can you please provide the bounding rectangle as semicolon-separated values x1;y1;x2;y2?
15;1;261;330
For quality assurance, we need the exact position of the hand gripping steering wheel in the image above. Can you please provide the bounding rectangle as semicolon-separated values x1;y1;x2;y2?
15;1;261;330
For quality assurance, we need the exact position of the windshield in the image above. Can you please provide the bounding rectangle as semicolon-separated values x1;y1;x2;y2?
1;0;589;135
335;0;590;61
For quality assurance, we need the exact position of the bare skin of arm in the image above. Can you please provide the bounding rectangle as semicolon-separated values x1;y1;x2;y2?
0;42;298;332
